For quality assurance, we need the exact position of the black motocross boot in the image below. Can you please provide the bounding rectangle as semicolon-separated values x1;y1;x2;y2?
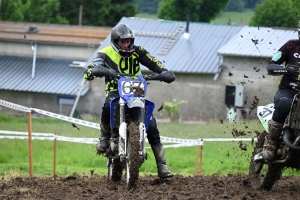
261;119;283;161
151;144;173;178
96;125;111;154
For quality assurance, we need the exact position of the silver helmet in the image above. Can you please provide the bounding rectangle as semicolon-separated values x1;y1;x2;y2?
111;23;135;58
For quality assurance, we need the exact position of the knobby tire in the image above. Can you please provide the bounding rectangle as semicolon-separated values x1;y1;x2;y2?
249;131;283;191
126;121;140;189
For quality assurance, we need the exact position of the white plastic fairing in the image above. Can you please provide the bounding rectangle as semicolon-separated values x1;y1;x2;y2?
257;104;274;132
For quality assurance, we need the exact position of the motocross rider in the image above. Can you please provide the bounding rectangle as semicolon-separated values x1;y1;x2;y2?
83;23;174;178
261;22;300;161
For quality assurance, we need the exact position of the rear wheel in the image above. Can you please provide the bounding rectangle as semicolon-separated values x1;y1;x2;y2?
125;121;140;189
248;131;283;191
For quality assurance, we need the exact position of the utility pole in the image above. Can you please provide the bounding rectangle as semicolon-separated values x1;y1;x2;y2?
0;0;2;12
78;5;83;26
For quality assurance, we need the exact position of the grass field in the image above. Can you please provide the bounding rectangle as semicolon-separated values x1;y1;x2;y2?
135;9;255;25
211;9;254;25
1;113;300;178
0;112;263;177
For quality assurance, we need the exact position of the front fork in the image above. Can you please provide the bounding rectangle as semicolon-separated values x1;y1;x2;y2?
139;106;147;163
118;98;147;162
118;98;126;161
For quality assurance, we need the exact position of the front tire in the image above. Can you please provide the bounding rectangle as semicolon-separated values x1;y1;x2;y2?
107;157;123;182
248;131;283;191
126;121;140;189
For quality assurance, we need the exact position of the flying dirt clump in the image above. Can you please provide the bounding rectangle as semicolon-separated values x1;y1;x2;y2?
232;128;246;137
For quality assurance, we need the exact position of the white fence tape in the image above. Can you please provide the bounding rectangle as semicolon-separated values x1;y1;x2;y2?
0;136;57;141
0;99;31;113
160;136;204;145
0;130;255;148
32;108;100;129
0;130;54;137
0;99;100;130
0;99;256;148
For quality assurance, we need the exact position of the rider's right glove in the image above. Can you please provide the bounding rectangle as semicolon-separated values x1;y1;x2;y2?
84;68;94;81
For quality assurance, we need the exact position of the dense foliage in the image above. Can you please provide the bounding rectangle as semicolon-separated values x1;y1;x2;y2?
133;0;161;14
225;0;263;12
158;0;230;22
225;0;246;12
0;0;68;24
249;0;299;28
0;0;137;27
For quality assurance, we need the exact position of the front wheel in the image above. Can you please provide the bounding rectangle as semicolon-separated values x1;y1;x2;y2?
125;121;140;189
248;131;283;191
107;157;123;182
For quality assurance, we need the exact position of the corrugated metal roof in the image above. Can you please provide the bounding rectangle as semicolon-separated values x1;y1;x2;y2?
217;26;298;57
0;21;111;45
0;55;88;96
87;17;244;74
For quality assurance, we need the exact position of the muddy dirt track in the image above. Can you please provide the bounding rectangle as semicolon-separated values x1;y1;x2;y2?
1;174;300;200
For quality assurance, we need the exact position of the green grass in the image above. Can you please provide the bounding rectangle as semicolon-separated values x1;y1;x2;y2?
1;112;299;178
211;9;255;25
0;112;264;177
135;9;255;25
135;12;158;19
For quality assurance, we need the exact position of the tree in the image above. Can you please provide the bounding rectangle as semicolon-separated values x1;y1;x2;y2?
0;0;68;24
58;0;82;25
157;0;230;22
59;0;137;27
133;0;161;14
0;0;137;27
225;0;245;12
249;0;299;28
244;0;263;9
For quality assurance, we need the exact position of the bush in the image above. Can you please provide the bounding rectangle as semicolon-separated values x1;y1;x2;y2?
162;99;187;123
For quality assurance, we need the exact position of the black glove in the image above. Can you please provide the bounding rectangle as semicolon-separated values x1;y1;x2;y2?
160;69;168;74
107;69;121;79
91;65;122;79
160;71;175;83
84;68;94;81
286;64;300;73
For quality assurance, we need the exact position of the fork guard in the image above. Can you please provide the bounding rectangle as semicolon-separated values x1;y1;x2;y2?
109;97;155;130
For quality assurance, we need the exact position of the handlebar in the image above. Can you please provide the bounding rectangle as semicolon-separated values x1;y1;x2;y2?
286;64;300;73
144;71;175;83
91;65;175;84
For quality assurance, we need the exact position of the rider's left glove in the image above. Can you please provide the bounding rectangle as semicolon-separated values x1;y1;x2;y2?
160;69;168;74
84;69;94;81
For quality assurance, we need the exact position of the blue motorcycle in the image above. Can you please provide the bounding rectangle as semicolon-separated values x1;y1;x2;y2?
92;67;175;188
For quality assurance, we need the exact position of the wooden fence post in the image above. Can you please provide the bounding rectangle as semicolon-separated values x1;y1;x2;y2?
194;139;203;176
54;133;57;176
194;145;199;175
27;111;33;177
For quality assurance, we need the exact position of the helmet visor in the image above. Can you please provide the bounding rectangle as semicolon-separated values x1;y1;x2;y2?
118;48;135;58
